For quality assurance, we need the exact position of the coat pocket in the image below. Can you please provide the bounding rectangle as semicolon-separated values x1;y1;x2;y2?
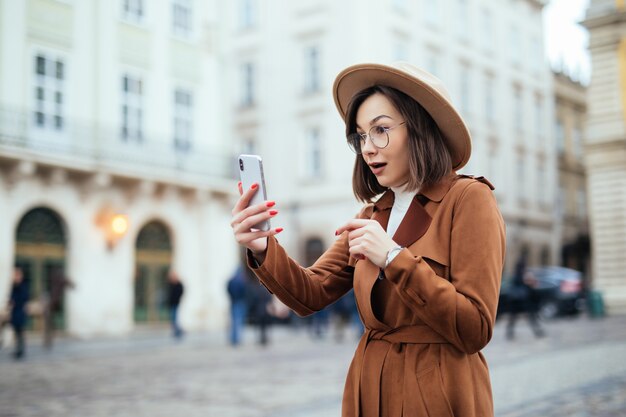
416;365;454;417
422;256;450;281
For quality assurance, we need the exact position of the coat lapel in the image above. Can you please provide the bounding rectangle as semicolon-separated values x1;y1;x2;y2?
391;196;432;248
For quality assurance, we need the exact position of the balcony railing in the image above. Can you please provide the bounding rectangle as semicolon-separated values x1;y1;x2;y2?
0;107;236;184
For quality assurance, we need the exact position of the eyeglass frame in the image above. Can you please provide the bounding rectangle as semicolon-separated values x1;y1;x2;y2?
346;121;407;154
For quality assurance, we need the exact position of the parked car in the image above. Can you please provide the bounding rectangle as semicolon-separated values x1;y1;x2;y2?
497;266;585;320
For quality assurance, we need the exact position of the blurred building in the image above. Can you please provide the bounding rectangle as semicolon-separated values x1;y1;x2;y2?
582;0;626;313
0;0;239;337
553;71;591;286
220;0;557;274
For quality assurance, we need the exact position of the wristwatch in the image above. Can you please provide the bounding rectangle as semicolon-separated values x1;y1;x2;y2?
385;245;404;269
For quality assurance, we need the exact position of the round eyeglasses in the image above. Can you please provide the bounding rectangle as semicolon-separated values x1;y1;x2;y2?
346;122;406;154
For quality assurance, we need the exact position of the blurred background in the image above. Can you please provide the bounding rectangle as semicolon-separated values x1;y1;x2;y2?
1;0;626;415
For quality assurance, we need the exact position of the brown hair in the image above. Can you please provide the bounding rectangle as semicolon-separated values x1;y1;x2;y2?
345;85;453;203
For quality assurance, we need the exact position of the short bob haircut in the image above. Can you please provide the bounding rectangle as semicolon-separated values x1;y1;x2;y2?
345;85;453;203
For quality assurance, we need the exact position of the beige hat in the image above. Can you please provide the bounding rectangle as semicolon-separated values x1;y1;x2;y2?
332;62;471;170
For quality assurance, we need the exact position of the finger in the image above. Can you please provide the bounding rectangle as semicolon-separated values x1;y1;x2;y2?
234;210;279;234
347;245;367;260
233;183;259;214
235;227;284;245
231;200;277;228
348;227;367;241
335;219;371;236
237;181;243;196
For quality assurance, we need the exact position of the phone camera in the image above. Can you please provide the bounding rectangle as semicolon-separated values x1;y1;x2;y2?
239;158;244;171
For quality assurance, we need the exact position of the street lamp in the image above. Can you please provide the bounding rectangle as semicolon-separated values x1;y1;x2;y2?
96;209;129;250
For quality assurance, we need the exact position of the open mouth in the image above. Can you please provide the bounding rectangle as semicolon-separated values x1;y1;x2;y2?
369;162;387;175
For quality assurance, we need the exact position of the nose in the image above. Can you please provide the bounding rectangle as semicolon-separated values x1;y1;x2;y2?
360;135;377;156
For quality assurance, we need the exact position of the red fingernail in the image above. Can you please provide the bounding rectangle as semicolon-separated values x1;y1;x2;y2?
335;230;339;236
269;210;278;215
251;183;258;190
275;227;283;233
266;201;276;208
237;181;242;188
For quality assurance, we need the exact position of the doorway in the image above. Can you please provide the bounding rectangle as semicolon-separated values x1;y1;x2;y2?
14;207;67;331
134;220;172;323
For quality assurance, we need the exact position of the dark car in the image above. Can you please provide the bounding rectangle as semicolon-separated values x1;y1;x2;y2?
498;266;586;320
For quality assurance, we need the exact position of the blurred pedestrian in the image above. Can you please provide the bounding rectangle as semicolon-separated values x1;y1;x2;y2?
331;289;360;342
43;266;74;349
506;252;545;340
245;272;272;347
8;266;29;360
231;62;506;416
167;270;184;339
227;265;248;346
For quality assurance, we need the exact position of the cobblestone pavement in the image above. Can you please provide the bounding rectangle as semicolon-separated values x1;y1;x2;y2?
0;315;625;417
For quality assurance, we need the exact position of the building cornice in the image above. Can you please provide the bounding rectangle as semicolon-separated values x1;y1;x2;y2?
582;10;626;30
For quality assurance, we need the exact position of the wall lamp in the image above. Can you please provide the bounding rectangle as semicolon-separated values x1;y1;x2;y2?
97;209;129;250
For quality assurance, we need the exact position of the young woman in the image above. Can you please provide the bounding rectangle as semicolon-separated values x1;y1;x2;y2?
230;62;506;417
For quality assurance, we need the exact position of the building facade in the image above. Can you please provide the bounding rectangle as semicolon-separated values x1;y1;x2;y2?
553;71;591;286
0;0;239;337
0;0;566;338
221;0;557;274
582;0;626;313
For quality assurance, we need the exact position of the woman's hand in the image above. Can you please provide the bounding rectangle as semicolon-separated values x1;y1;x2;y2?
231;182;282;260
335;219;397;269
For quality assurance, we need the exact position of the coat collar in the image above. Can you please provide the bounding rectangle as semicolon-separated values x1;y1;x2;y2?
371;171;456;248
372;171;457;211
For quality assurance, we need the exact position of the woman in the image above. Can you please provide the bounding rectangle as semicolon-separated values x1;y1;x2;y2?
231;62;505;417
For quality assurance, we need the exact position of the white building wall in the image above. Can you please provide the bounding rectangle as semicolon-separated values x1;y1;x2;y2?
0;0;238;337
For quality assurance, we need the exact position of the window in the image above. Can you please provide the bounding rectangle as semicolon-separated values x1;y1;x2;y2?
487;142;498;180
556;118;565;154
485;74;495;123
577;187;587;219
239;0;256;29
242;138;256;155
173;88;193;152
459;64;470;116
572;123;583;158
424;0;440;26
123;0;144;22
424;48;440;77
530;36;542;72
121;74;143;142
510;26;521;66
304;127;322;178
537;161;547;206
516;153;525;203
480;7;493;53
535;95;544;144
456;0;469;40
172;0;192;37
240;62;255;107
304;46;321;94
557;184;565;216
392;0;407;10
33;54;65;132
513;87;523;133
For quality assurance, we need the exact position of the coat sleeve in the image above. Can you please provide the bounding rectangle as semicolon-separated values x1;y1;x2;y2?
246;207;372;317
384;181;506;353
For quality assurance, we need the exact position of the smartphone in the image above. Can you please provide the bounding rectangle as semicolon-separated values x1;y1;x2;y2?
238;154;270;231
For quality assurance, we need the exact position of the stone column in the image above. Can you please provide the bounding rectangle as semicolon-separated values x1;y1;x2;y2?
582;2;626;313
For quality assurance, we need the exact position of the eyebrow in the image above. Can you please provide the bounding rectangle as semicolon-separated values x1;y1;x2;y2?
356;114;393;130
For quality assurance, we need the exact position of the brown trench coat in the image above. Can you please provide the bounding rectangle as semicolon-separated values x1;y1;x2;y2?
248;173;506;417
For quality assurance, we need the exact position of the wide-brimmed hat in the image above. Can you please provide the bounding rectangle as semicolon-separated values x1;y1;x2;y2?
332;62;471;170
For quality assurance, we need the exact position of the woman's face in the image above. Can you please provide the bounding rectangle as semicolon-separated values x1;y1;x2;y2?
355;93;410;189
